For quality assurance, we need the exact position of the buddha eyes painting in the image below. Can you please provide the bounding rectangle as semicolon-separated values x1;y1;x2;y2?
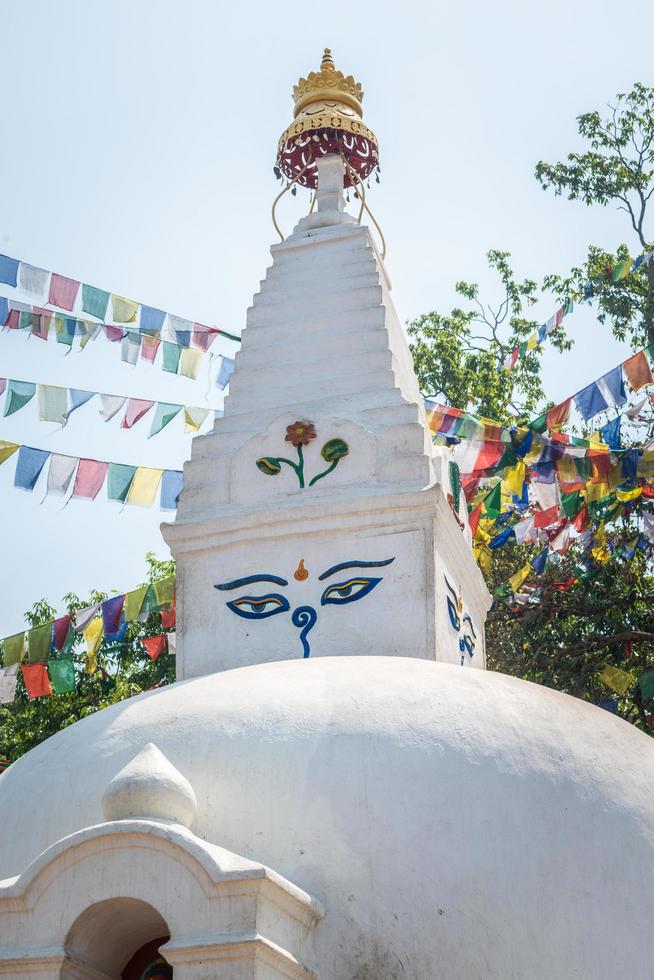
215;558;395;658
445;576;477;664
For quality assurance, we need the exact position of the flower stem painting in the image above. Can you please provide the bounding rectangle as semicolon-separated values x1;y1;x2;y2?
256;420;349;488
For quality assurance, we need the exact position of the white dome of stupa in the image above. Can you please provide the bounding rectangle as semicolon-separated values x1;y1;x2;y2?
1;655;653;978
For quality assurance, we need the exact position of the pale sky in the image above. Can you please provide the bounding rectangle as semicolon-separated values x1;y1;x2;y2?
0;0;651;636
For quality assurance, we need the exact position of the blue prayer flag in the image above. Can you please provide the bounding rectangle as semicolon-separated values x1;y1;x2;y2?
67;389;94;417
160;469;183;510
0;296;8;326
599;416;621;450
621;450;639;481
597;699;619;714
537;324;547;343
574;381;608;421
14;446;50;490
512;429;533;458
489;527;514;550
530;548;548;575
216;356;235;390
598;366;627;408
140;305;166;333
174;330;190;348
0;255;19;287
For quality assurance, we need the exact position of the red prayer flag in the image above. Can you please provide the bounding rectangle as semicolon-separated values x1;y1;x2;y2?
546;398;571;431
104;325;124;342
21;663;52;699
551;577;577;592
5;309;20;329
48;273;80;311
623;350;653;391
161;603;176;629
534;505;559;529
53;614;72;651
140;335;161;363
572;505;589;533
142;635;166;660
73;459;109;500
468;502;483;537
192;324;219;352
472;441;504;472
121;398;155;429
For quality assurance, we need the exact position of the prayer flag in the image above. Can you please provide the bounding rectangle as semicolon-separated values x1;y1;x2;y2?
160;469;183;510
2;632;24;666
27;622;52;663
107;462;136;502
596;366;627;408
0;441;19;465
162;342;182;373
513;515;535;545
48;273;80;311
105;615;127;643
38;385;68;424
111;295;139;323
74;603;100;632
99;394;126;422
546;398;571;431
83;617;103;674
638;670;654;704
4;380;36;417
124;585;148;622
642;513;654;545
161;603;176;629
148;402;182;437
54;317;74;347
534;505;559;529
48;658;75;694
192;324;219;351
142;635;166;660
18;263;49;296
599;664;634;696
140;305;166;332
101;595;125;634
623;350;653;391
599;416;621;450
66;389;94;418
216;356;235;389
127;467;164;506
508;563;532;594
140;334;161;363
121;398;155;429
531;548;548;575
46;453;78;497
14;446;50;491
561;490;581;519
183;406;209;433
0;664;19;704
82;284;110;319
21;662;52;699
482;482;501;519
179;347;202;379
169;316;192;347
167;632;176;656
73;459;108;500
0;254;19;286
53;614;73;652
121;331;140;364
574;381;608;421
104;325;125;342
0;297;8;326
154;575;175;608
468;502;482;537
139;584;159;620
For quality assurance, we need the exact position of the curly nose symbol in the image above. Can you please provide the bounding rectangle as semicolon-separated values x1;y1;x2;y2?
292;605;317;659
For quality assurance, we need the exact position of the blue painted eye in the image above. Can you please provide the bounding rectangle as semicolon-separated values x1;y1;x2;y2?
320;577;381;606
226;593;290;620
464;635;474;656
447;596;461;631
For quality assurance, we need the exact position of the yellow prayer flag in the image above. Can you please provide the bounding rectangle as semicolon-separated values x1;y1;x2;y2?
473;543;492;575
179;348;203;380
111;295;139;323
83;616;103;675
0;441;19;465
184;406;210;433
599;665;635;696
124;584;148;622
616;487;642;503
526;334;538;350
502;460;526;497
585;480;611;504
508;563;532;594
127;467;164;507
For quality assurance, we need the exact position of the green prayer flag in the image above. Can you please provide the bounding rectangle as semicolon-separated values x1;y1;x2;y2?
574;457;591;481
162;342;182;374
82;284;110;320
54;318;74;347
124;585;148;622
149;402;182;437
448;461;461;513
530;412;548;434
638;669;654;704
154;575;175;609
3;632;24;666
48;657;76;693
38;384;68;424
140;583;159;617
483;482;502;519
28;622;52;663
562;490;581;519
107;463;136;503
4;380;36;417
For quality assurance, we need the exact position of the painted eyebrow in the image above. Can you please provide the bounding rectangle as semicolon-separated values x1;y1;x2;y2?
462;614;476;638
318;558;395;581
444;576;458;601
214;574;289;591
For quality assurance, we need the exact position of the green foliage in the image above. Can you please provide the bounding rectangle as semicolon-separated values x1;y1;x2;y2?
536;82;654;344
408;250;572;423
0;553;176;765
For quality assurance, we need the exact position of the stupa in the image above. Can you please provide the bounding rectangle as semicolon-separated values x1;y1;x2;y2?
1;50;654;980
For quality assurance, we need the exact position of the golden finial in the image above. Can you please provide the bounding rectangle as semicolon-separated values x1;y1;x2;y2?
294;559;309;581
276;48;379;190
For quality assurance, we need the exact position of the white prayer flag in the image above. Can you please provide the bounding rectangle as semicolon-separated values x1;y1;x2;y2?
47;454;79;497
99;394;126;422
0;664;19;704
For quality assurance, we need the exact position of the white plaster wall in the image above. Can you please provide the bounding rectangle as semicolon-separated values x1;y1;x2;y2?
2;657;654;979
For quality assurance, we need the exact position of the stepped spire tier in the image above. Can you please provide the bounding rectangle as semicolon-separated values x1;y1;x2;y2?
276;47;379;189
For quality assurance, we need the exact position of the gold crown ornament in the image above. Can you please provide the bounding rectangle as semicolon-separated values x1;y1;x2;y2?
276;48;379;190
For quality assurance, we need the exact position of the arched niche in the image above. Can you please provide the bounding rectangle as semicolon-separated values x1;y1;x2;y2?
62;897;170;979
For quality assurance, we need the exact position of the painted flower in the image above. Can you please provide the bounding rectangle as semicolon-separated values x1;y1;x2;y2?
285;421;317;447
256;457;282;476
321;438;349;462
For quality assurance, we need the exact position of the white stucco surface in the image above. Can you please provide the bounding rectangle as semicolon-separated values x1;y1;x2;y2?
1;655;653;979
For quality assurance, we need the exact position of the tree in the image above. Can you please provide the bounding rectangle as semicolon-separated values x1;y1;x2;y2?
536;83;654;346
407;250;572;424
0;553;175;765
